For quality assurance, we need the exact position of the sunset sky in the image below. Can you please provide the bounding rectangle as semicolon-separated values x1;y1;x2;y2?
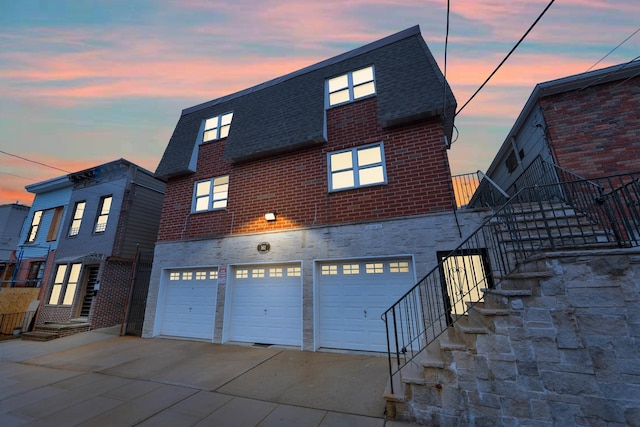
1;0;638;205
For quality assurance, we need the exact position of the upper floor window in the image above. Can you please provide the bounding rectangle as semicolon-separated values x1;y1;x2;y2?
326;66;375;107
203;112;233;143
25;210;43;243
68;201;86;236
94;196;112;233
328;143;386;191
26;261;45;287
193;175;229;212
46;206;64;242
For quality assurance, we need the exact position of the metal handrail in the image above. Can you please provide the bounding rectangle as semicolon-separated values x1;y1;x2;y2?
382;170;640;394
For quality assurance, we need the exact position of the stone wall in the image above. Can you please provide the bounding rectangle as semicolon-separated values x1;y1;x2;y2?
143;210;485;350
407;248;640;426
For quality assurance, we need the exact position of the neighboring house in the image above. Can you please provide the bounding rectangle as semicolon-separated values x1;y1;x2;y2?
481;60;640;194
33;159;166;332
0;203;30;287
143;26;485;353
13;176;73;292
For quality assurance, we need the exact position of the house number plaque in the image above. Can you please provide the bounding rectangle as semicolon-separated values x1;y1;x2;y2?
257;242;271;253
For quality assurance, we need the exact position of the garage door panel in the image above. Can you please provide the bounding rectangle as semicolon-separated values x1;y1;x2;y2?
318;259;414;352
159;269;218;340
229;264;302;346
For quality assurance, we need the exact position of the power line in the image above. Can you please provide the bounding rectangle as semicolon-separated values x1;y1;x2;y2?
0;170;35;181
586;26;640;72
0;150;71;173
455;0;556;117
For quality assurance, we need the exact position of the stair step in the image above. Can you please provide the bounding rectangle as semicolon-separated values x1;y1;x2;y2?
454;315;490;333
21;331;59;341
468;302;510;316
401;362;426;385
496;271;553;280
483;288;532;297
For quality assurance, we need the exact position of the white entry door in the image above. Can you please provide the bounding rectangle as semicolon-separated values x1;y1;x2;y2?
317;258;414;352
160;268;218;340
228;264;302;346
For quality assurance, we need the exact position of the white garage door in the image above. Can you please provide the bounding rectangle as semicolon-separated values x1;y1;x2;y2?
317;258;414;352
160;268;218;340
228;264;302;346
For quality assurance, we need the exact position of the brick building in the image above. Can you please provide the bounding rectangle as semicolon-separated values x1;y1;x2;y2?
143;26;486;352
480;60;640;193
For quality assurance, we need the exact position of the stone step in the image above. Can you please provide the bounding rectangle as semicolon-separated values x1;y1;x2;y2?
21;331;59;341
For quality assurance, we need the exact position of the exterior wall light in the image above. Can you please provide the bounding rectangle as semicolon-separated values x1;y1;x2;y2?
264;212;277;221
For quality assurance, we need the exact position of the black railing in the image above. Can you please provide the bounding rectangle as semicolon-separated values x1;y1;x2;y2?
382;170;640;394
0;311;36;337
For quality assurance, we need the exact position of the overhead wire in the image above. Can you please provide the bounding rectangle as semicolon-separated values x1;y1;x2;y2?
0;150;71;173
455;0;556;117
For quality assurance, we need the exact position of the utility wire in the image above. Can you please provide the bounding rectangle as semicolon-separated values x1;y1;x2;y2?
0;150;71;173
586;26;640;72
0;170;35;181
455;0;556;117
442;0;451;117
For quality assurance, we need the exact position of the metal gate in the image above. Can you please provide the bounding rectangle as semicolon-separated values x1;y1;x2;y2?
123;250;154;336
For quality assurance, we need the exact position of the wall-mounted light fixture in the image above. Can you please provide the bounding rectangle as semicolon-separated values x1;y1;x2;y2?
264;212;277;221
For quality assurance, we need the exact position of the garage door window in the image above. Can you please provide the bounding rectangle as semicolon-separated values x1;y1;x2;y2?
343;264;359;274
321;265;338;275
365;263;384;274
390;261;410;273
287;266;301;276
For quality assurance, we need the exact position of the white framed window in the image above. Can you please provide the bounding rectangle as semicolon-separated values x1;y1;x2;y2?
94;195;112;233
25;210;43;243
49;263;82;305
69;201;86;236
269;268;283;277
193;175;229;212
202;112;233;143
236;269;249;279
169;272;180;280
252;268;265;278
328;143;386;191
326;66;375;107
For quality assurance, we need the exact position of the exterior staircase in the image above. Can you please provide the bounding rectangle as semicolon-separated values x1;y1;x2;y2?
21;321;91;341
383;198;639;425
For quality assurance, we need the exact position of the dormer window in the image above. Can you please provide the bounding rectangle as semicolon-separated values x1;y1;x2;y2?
203;112;233;143
326;66;376;107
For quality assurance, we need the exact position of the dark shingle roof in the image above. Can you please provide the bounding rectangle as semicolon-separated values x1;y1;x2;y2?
156;25;456;179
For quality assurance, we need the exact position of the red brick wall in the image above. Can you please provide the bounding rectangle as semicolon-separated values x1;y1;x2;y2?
36;259;133;329
539;76;640;178
89;260;133;329
158;97;454;241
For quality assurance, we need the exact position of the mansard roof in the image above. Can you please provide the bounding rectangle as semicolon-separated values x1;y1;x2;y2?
156;25;456;179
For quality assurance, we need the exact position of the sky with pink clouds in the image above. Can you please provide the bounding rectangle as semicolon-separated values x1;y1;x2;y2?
0;0;638;205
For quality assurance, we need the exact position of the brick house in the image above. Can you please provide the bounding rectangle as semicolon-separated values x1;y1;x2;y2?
480;60;640;194
143;26;485;352
32;159;165;333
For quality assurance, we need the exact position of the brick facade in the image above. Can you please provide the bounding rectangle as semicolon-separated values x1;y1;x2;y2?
89;259;134;329
158;97;454;242
539;76;640;178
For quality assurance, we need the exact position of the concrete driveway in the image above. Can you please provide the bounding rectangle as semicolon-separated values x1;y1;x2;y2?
0;327;416;426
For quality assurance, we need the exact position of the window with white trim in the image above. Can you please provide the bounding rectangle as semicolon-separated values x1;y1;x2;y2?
203;112;233;143
69;201;86;236
94;195;112;233
328;143;386;191
193;175;229;212
25;210;43;243
326;66;375;107
48;263;82;305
